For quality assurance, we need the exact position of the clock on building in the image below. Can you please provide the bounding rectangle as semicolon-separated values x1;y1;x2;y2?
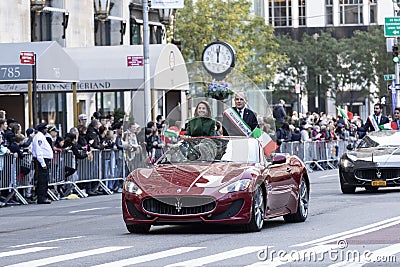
202;41;236;80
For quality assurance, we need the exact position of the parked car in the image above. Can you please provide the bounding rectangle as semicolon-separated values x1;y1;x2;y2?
122;136;310;233
339;130;400;194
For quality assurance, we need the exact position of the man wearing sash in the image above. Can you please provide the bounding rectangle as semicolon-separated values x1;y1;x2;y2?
222;92;258;136
357;103;389;132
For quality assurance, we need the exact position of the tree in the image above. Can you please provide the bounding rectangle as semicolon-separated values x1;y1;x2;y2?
174;0;286;86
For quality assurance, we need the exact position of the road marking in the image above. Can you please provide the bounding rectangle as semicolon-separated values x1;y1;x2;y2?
292;215;400;247
246;245;338;267
69;207;110;213
328;243;400;267
10;236;84;248
0;247;56;258
166;246;265;267
4;246;131;267
92;247;205;267
317;174;338;178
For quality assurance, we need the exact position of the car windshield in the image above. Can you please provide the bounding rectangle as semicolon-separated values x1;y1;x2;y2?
158;137;262;164
357;130;400;148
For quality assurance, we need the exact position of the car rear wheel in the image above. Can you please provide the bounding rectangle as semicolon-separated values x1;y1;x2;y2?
126;224;151;234
284;177;309;223
340;173;356;194
244;186;265;232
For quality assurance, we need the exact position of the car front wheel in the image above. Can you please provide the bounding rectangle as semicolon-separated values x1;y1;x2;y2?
244;185;265;232
340;173;356;194
284;177;309;223
126;224;151;234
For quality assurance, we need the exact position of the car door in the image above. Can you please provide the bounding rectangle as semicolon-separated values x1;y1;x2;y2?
265;154;293;213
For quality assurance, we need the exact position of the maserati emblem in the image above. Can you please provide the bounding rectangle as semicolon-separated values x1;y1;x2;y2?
177;188;181;193
175;198;182;212
376;169;382;179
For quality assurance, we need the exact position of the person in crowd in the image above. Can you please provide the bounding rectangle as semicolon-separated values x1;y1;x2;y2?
10;134;30;185
273;99;287;130
145;121;164;162
23;128;35;148
32;122;53;204
156;114;165;133
114;122;127;187
85;119;103;196
186;101;216;137
391;108;400;130
357;103;389;132
124;123;142;170
47;126;59;145
311;125;322;141
276;122;292;146
300;123;312;142
0;119;8;146
215;121;223;136
77;125;89;150
291;127;301;142
78;114;88;127
223;91;258;136
103;129;117;191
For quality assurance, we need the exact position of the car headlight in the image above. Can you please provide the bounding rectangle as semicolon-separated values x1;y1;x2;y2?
340;158;354;169
123;181;143;195
219;179;252;193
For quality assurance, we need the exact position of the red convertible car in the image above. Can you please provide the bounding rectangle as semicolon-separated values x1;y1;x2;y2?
122;137;309;233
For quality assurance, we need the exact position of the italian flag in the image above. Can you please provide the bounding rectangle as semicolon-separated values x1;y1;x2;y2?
164;126;180;138
337;107;354;120
379;123;393;130
250;128;278;157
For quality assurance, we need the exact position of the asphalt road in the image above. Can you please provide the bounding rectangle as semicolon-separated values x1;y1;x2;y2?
1;169;400;266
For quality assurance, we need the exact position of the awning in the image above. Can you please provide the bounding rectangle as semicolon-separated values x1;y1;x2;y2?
0;41;79;85
63;43;189;91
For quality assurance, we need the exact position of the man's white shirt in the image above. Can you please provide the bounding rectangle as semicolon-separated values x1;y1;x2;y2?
32;131;54;167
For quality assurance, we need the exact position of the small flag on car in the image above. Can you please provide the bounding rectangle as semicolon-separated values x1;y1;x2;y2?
250;128;278;157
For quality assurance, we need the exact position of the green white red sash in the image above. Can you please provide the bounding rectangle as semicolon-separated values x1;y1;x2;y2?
223;108;252;137
368;115;380;131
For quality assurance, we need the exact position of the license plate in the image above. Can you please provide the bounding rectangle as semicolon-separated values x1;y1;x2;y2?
371;180;386;186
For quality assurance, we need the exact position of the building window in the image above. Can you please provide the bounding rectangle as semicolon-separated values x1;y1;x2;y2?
130;20;142;44
31;9;52;41
268;0;292;27
326;0;333;25
254;0;265;18
298;0;306;26
369;0;377;24
339;0;363;25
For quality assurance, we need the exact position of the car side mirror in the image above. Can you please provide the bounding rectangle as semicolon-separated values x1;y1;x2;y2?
346;143;354;151
272;154;286;164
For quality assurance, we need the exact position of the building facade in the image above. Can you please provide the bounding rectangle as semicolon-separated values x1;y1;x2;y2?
0;0;185;132
255;0;396;118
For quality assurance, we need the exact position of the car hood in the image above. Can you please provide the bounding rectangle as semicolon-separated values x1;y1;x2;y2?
132;162;259;194
347;147;400;167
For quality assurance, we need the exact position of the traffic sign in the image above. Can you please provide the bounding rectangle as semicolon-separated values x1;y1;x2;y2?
127;56;143;67
385;17;400;37
20;51;35;64
384;74;395;81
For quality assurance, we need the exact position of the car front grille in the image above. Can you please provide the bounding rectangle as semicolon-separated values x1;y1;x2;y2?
355;168;400;180
142;196;216;216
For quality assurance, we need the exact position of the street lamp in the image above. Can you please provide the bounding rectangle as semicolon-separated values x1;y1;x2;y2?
31;0;46;12
93;0;111;21
158;8;174;24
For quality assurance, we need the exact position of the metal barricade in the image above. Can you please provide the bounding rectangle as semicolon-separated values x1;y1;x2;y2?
0;154;28;205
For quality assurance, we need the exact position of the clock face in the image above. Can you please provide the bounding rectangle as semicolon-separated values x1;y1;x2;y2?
202;42;235;76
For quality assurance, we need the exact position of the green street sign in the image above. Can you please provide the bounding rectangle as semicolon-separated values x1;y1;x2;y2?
385;17;400;37
384;74;395;81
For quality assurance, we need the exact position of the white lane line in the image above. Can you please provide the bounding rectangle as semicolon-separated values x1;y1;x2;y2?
5;246;131;267
246;245;338;267
92;247;205;267
10;236;84;248
0;247;56;258
317;174;338;178
292;215;400;247
165;246;266;267
328;243;400;267
69;207;110;213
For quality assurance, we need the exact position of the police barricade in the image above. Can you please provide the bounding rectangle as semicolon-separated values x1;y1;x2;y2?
279;140;348;172
0;154;28;205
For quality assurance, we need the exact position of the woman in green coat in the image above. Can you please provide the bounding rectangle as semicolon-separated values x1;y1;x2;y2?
186;101;216;137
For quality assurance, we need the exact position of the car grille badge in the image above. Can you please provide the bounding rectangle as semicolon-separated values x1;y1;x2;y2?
175;198;182;212
376;169;382;179
177;188;181;193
